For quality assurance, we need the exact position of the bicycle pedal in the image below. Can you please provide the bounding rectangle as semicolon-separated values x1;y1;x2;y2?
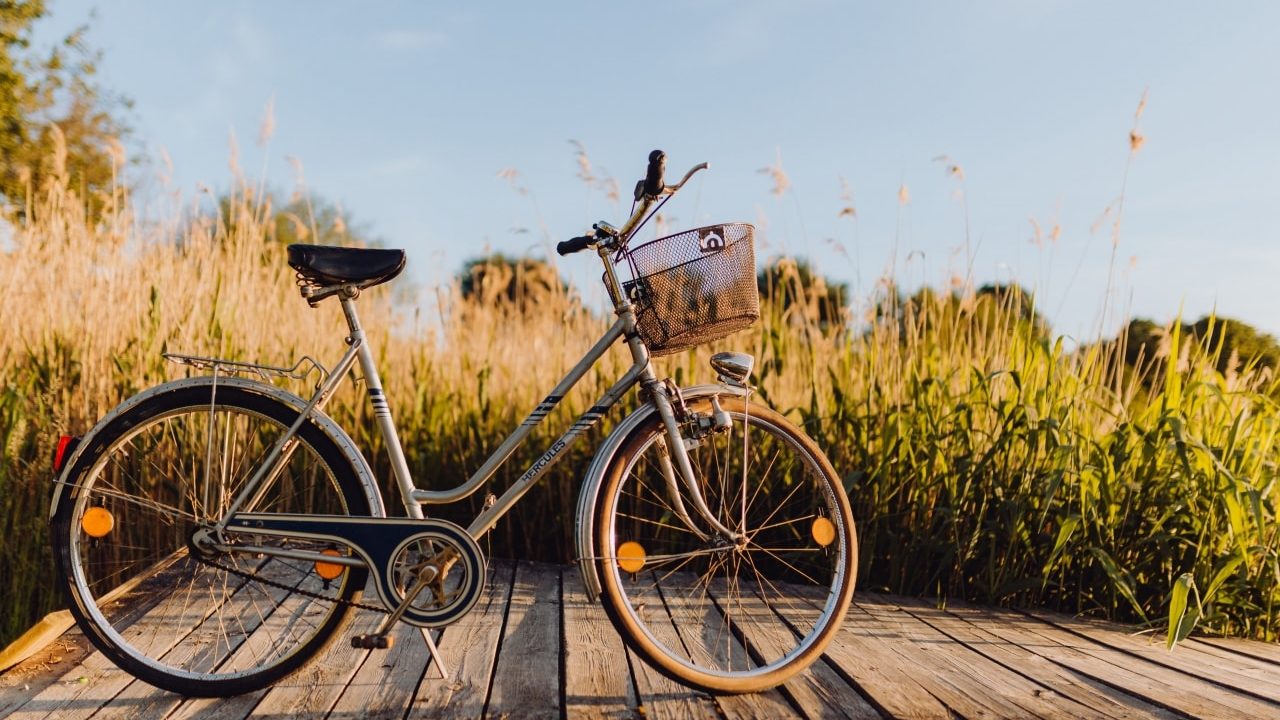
351;634;394;649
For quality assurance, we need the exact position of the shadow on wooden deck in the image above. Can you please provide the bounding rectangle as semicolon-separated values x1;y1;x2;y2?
3;559;1280;719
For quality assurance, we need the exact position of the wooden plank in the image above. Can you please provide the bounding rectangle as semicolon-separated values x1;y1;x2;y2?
157;562;371;720
617;570;733;719
561;569;638;719
408;558;516;718
626;647;719;720
91;557;316;720
0;611;75;673
877;593;1178;720
945;602;1280;718
1021;606;1280;703
854;597;1102;718
485;561;562;718
704;583;879;720
0;551;194;717
655;568;793;712
9;556;270;720
243;605;382;718
25;560;1280;719
1193;635;1280;667
324;624;436;720
774;658;880;720
166;588;349;720
8;639;145;720
657;570;751;673
0;630;95;718
801;598;952;719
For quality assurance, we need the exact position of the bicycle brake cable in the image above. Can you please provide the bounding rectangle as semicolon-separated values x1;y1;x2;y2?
615;192;675;261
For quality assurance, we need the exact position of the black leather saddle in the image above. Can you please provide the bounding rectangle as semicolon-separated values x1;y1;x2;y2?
287;244;407;288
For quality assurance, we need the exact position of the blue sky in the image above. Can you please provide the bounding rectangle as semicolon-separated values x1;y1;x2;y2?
30;1;1280;339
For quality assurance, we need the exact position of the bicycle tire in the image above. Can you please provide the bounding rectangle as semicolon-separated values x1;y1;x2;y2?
593;396;856;694
51;384;373;696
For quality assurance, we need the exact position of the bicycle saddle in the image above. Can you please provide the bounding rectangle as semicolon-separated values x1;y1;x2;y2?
287;244;407;287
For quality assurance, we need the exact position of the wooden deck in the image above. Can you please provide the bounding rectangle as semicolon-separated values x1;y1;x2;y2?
3;559;1280;719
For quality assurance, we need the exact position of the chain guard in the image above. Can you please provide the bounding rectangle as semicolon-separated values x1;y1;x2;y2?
222;514;486;627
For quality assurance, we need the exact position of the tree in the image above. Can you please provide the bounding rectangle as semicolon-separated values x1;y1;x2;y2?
972;283;1050;338
1;1;131;216
870;281;1050;346
1118;316;1280;374
1120;318;1163;368
756;257;850;327
458;254;566;310
210;189;367;248
1189;316;1280;373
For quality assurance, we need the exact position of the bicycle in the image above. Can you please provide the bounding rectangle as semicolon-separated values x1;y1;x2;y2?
48;150;858;697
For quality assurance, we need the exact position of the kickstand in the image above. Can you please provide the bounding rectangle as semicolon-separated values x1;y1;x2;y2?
421;627;450;679
354;564;450;679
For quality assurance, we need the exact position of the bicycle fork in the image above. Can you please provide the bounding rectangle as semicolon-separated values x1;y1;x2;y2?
647;381;744;545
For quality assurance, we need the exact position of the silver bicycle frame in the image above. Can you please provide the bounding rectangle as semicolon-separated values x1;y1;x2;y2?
215;243;739;546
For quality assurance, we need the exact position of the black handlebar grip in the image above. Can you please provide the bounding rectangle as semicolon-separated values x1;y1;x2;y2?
643;149;666;197
557;235;594;256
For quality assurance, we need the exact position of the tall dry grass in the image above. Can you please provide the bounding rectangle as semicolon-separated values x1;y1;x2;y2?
3;148;1280;653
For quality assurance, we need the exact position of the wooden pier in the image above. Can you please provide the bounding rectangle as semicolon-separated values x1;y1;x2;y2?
3;560;1279;719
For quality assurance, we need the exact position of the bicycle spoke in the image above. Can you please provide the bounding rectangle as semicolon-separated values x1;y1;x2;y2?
58;388;366;692
743;445;787;524
747;514;819;535
600;397;853;691
746;468;809;540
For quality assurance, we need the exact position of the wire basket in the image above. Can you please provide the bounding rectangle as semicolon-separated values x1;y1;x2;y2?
621;223;759;357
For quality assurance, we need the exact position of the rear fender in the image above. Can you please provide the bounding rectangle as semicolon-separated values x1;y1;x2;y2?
49;376;385;519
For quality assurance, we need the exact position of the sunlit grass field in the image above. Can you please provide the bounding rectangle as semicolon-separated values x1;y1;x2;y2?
3;158;1280;652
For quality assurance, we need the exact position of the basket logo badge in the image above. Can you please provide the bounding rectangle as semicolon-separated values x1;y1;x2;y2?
698;227;726;253
624;279;650;304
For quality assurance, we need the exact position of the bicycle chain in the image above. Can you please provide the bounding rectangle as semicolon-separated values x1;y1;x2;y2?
192;550;390;613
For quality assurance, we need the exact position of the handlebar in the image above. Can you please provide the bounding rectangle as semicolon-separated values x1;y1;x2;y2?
556;234;595;257
559;149;709;256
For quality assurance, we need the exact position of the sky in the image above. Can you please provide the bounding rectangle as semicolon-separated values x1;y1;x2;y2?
28;1;1280;340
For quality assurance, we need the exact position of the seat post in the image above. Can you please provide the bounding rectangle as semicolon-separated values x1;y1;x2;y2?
337;286;364;336
338;291;424;519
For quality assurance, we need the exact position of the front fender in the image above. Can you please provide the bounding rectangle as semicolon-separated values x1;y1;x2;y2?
49;376;386;519
574;383;750;600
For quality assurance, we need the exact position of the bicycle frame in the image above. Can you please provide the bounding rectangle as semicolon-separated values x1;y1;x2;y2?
209;239;740;564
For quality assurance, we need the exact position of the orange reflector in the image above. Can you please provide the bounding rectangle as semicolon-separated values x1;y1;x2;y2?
617;541;646;573
811;517;836;547
315;548;346;581
81;506;115;538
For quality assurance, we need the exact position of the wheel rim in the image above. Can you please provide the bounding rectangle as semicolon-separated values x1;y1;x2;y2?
602;402;852;683
66;401;358;684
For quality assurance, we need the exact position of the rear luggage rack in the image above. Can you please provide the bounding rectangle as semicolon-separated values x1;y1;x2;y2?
163;353;330;385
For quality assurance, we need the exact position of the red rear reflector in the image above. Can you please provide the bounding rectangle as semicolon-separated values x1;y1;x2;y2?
53;435;80;473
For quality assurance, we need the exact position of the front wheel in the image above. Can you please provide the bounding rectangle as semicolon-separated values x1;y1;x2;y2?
593;395;857;694
51;384;373;696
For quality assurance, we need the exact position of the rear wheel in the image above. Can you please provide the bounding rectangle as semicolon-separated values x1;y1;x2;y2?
51;385;373;696
594;396;856;693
